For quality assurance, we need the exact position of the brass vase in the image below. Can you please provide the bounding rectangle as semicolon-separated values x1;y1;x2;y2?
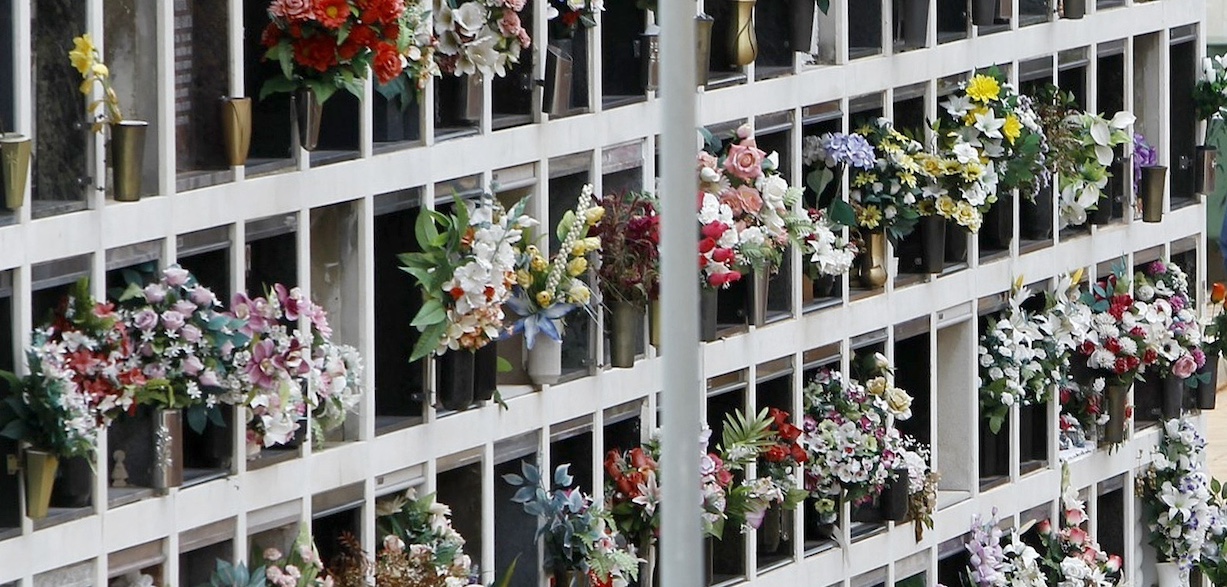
696;14;715;86
649;299;662;349
1197;146;1217;194
24;449;58;520
727;0;758;67
293;87;322;152
859;232;888;288
1063;0;1085;19
220;97;252;166
610;301;643;368
0;133;32;211
1140;165;1167;223
749;269;770;325
153;408;184;491
1103;385;1127;445
110;120;148;202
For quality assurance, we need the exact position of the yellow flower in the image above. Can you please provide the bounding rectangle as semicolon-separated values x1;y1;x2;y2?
584;206;605;225
865;376;888;396
852;172;878;188
516;269;533;287
936;195;957;217
899;171;917;188
961;162;983;181
1002;115;1022;144
919;155;945;177
896;153;920;174
536;290;554;307
91;63;109;78
567;257;588;277
858;205;883;229
963;106;989;127
567;282;591;304
572;236;601;256
530;254;548;272
917;200;936;215
69;35;96;75
954;202;980;229
966;75;1001;103
885;387;913;416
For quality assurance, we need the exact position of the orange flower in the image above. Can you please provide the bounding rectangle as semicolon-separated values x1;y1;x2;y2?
1213;282;1226;304
314;0;351;29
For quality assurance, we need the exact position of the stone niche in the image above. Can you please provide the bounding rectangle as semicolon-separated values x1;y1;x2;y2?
174;0;230;173
105;0;162;198
33;0;88;215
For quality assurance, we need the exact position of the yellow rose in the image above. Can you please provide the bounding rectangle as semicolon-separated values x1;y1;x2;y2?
567;257;588;277
954;202;980;229
884;387;913;417
936;195;957;217
530;255;548;272
865;376;888;396
536;290;554;307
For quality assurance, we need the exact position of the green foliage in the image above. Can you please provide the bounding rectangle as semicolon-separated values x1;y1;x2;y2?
203;560;266;587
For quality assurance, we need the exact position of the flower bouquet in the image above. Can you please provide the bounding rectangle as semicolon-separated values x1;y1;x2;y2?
69;34;147;200
717;408;808;536
115;266;249;432
255;524;331;586
963;510;1047;587
978;283;1067;434
603;445;660;551
260;0;410;103
433;0;532;78
1073;268;1153;388
547;0;602;38
1133;260;1205;389
1194;54;1227;122
354;488;479;586
595;190;659;363
824;120;926;244
67;34;125;133
899;438;938;541
374;0;444;110
802;208;857;285
802;131;876;208
1034;472;1124;586
505;463;639;586
1048;104;1134;228
1137;418;1222;574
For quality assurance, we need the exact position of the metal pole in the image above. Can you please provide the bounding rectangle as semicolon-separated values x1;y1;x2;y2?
658;0;701;585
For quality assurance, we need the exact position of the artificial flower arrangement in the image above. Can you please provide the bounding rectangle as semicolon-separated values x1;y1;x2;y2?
433;0;532;78
1194;54;1227;122
505;462;640;586
937;70;1048;204
822;121;926;244
1198;474;1227;584
1072;265;1155;388
68;34;125;132
375;0;444;110
1133;259;1206;388
1132;133;1158;196
1057;378;1108;453
260;0;411;104
229;284;364;451
1136;418;1223;573
255;524;332;587
547;0;603;38
326;488;481;586
114;266;249;432
0;280;142;460
800;360;911;525
1033;469;1124;587
401;194;533;361
801;131;876;205
802;208;857;280
697;124;816;285
963;510;1047;587
978;280;1068;434
717;408;809;533
899;437;938;542
1205;282;1227;370
595;191;659;307
1042;270;1114;450
507;184;602;349
1035;87;1134;228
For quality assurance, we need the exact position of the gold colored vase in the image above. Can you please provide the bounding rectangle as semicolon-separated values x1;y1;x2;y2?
25;449;58;520
859;232;888;288
727;0;758;67
110;120;148;202
220;97;252;167
0;133;32;211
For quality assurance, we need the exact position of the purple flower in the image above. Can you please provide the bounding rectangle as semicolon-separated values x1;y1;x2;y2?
133;309;159;331
161;310;186;332
246;339;285;390
199;369;221;388
180;324;203;343
182;355;204;376
190;286;217;307
143;284;167;304
163;266;191;287
173;299;197;316
819;132;876;170
1134;133;1158;193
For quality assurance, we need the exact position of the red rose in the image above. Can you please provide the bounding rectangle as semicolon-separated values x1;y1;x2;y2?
616;476;634;497
711;247;734;264
294;35;338;72
765;445;788;463
698;237;716;254
1079;341;1095;356
314;0;351;29
372;41;403;84
261;22;282;48
778;423;801;443
701;221;728;240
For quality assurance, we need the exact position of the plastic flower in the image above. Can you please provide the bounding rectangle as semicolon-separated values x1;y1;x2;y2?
966;74;1001;103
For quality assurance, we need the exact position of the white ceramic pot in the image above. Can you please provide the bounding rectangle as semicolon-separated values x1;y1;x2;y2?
1156;561;1184;587
527;337;563;386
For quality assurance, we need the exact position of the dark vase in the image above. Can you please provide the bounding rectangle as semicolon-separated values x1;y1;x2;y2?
945;221;968;263
49;456;93;509
980;194;1013;251
1198;352;1219;410
1133;376;1163;421
1020;189;1053;240
812;274;836;298
897;215;945;274
1088;198;1113;225
1161;375;1184;420
473;343;498;402
0;438;21;528
700;286;719;342
437;350;476;411
790;0;817;52
880;468;910;521
758;503;787;554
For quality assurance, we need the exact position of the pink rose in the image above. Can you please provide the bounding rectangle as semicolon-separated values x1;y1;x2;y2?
736;123;752;139
199;370;221;388
180;324;203;343
163;266;191;287
1066;526;1087;546
182;355;204;376
143;284;167;304
505;0;527;12
173;299;198;316
697;151;718;171
269;0;315;21
517;27;531;49
735;185;763;214
498;10;521;37
723;141;766;182
1173;354;1197;379
133;309;159;331
161;310;186;332
190;286;217;307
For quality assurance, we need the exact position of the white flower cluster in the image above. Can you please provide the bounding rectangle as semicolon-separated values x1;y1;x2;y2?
1140;418;1226;572
433;0;529;78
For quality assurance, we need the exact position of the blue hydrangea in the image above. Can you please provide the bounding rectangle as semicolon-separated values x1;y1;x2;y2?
820;132;876;170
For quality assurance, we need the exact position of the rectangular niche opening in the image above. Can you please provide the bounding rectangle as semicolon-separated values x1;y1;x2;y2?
891;0;930;53
935;0;968;44
178;519;234;587
1169;38;1199;205
1018;59;1055;249
435;75;482;141
600;144;648;367
309;200;362;444
241;0;294;175
491;165;537;390
1096;475;1126;567
494;433;540;587
1098;44;1127;221
104;240;161;299
848;0;883;59
701;0;747;90
373;188;426;431
492;1;535;130
753;0;795;79
104;0;162;200
1129;247;1167;428
935;314;974;502
848;339;889;542
892;84;926;136
755;357;795;570
706;371;747;584
801;344;839;555
600;2;648;108
976;294;1010;489
543;8;591;119
550;417;594;494
1019;0;1048;26
756;111;796;324
799;104;846;311
245;213;298;294
373;79;422;151
548;159;596;381
107;540;165;586
603;401;644;457
32;0;89;218
936;534;971;586
311;484;364;571
1097;0;1124;13
436;454;483;574
0;0;12;227
173;0;233;193
894;318;931;447
0;271;17;537
35;560;95;587
308;90;361;168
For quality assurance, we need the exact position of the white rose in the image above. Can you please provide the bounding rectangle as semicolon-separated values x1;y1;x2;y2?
454;2;489;36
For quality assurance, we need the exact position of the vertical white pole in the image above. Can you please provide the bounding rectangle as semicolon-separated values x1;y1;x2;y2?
657;0;701;585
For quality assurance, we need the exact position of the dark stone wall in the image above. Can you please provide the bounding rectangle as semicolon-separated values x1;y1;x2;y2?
0;0;13;131
176;0;230;171
600;1;643;96
33;0;88;203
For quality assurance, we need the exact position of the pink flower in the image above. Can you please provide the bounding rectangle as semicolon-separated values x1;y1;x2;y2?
199;370;221;388
1066;526;1088;546
173;299;197;316
505;0;527;11
1036;519;1053;535
1064;506;1086;526
190;286;217;307
697;151;719;171
1173;354;1197;379
517;28;531;49
143;284;167;304
180;324;203;343
246;339;285;390
133;309;159;331
161;310;186;332
1106;554;1122;572
163;266;191;287
723;141;766;182
264;547;283;562
182;355;204;376
736;123;752;139
269;0;316;21
498;10;522;37
274;284;302;320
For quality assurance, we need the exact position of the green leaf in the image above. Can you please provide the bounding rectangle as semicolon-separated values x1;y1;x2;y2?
817;0;830;13
496;356;513;373
806;168;835;196
558;210;577;242
259;75;298;101
495;556;520;587
411;299;448;328
988;411;1006;435
415;210;446;251
828;199;857;227
409;321;448;362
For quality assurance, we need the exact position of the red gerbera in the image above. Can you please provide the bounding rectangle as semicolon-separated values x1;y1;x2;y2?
314;0;352;29
294;35;338;72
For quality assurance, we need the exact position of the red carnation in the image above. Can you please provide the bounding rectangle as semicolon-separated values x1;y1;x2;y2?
1143;348;1158;364
372;41;404;84
294;35;338;72
339;24;378;60
1104;338;1121;354
711;247;735;264
765;445;788;463
701;221;728;240
1079;341;1095;356
778;423;801;443
314;0;351;29
261;22;282;48
698;237;716;254
790;444;808;463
